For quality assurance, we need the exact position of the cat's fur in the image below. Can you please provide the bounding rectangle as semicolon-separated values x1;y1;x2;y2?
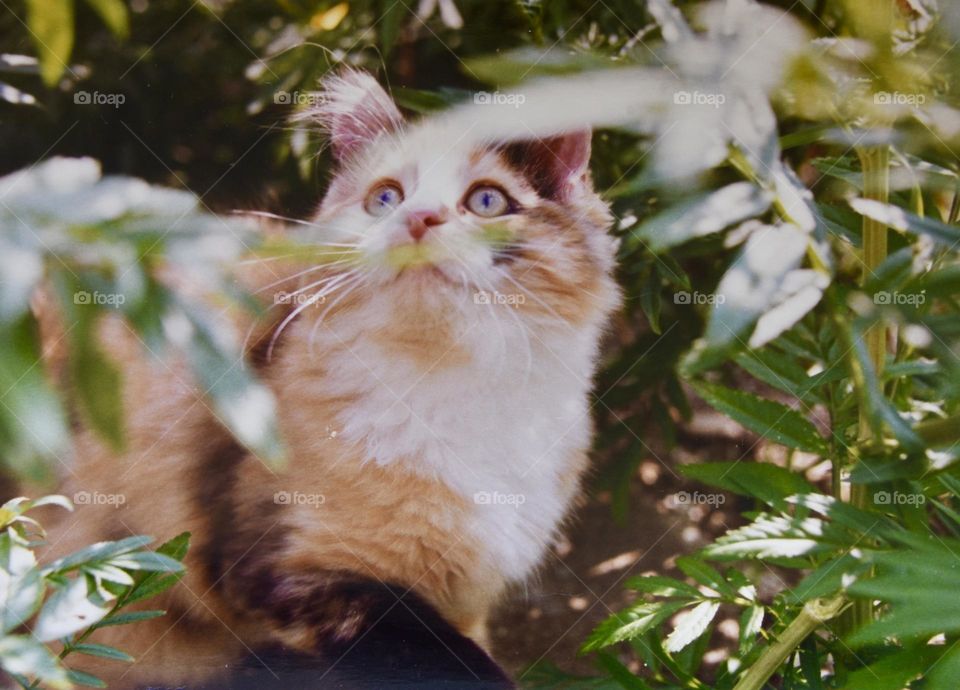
35;69;619;688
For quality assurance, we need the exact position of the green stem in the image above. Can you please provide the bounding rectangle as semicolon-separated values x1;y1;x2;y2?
732;596;847;690
837;145;890;640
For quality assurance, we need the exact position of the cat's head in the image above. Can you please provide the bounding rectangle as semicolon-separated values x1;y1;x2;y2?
295;69;618;336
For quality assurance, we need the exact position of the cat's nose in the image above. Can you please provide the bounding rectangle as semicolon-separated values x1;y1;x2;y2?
406;209;447;242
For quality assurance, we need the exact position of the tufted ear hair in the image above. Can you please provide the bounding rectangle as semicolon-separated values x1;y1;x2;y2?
501;130;592;201
298;68;404;163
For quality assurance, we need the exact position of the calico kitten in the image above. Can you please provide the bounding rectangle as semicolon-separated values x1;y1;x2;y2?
38;69;620;688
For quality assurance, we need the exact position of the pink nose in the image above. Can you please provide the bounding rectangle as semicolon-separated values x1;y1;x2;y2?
407;209;446;241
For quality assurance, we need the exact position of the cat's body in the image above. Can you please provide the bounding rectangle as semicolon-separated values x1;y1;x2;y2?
37;70;619;688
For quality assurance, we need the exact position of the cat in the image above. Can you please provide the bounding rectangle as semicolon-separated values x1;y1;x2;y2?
34;68;620;688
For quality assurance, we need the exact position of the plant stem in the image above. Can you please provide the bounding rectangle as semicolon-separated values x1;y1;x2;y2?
838;145;890;639
732;596;847;690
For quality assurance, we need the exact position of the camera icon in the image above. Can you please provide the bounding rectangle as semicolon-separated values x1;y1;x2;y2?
274;91;292;105
674;291;692;305
274;491;291;505
874;291;891;305
473;491;492;505
74;91;91;105
874;92;892;105
874;491;891;505
673;90;692;105
74;291;91;305
73;491;91;505
474;91;492;105
473;290;491;305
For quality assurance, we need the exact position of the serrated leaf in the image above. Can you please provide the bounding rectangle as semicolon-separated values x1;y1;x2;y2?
675;556;737;598
624;575;701;599
739;605;764;653
664;600;719;653
679;461;815;507
582;601;685;652
690;381;828;455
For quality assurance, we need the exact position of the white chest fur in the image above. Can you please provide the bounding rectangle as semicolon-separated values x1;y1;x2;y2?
320;303;602;583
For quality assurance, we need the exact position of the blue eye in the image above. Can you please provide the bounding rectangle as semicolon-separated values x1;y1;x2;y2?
364;183;404;216
466;185;510;217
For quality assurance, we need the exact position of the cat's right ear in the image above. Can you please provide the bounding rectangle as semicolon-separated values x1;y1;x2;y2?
303;69;404;162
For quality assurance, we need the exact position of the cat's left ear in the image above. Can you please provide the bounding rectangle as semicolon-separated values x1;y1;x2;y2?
503;130;592;202
304;69;404;162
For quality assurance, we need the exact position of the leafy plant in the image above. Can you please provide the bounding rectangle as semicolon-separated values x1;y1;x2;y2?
0;495;188;688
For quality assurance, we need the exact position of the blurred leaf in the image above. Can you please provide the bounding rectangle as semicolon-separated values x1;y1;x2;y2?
33;576;112;641
679;461;816;506
25;0;74;86
67;668;107;687
71;642;133;662
0;635;70;688
627;183;772;253
83;0;128;38
851;198;960;245
97;609;165;627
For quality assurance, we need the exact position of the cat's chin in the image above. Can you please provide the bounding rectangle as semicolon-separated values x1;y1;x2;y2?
392;264;460;290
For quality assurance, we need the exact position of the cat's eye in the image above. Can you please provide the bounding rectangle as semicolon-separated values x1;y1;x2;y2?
466;185;511;217
364;182;404;216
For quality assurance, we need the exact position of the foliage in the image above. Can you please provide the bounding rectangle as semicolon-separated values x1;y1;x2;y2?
0;495;188;688
2;0;960;689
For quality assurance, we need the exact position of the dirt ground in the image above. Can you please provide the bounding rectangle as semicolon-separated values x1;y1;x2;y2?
488;399;818;681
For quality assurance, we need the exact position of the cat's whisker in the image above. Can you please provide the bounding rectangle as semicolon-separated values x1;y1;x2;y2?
266;269;359;361
492;266;578;335
253;259;358;294
307;273;367;355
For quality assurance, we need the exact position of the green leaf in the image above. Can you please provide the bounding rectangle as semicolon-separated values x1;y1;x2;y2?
595;651;653;689
25;0;74;85
582;601;685;652
675;556;737;598
108;550;185;573
843;644;931;690
45;536;153;573
98;609;166;627
83;0;128;38
679;461;816;507
378;0;404;57
67;668;107;687
739;605;764;654
689;381;828;455
624;575;701;599
664;600;719;653
70;643;133;662
850;198;960;245
628;183;772;253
